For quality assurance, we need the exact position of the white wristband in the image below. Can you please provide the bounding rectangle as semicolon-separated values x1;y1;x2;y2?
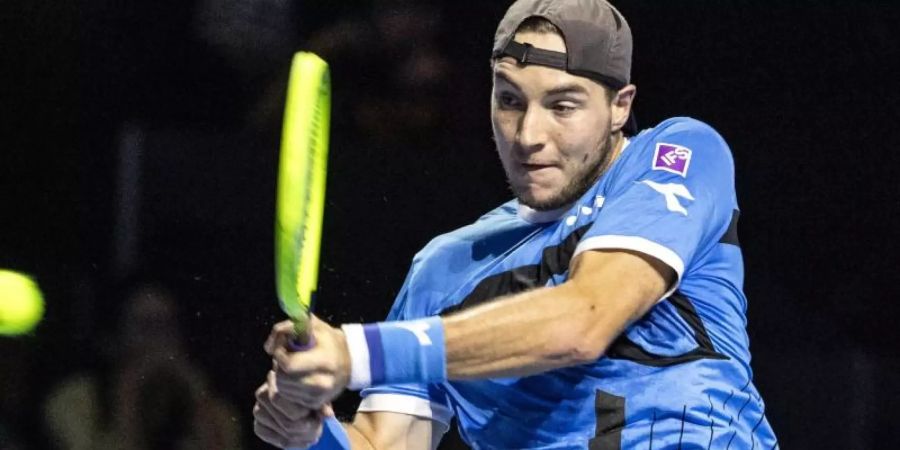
341;323;371;390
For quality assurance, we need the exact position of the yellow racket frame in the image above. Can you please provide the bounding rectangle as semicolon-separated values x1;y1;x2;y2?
275;52;330;339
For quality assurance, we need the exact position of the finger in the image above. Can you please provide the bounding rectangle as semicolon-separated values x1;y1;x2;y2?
265;320;296;355
265;371;317;419
274;344;340;375
273;346;314;374
255;380;326;448
285;415;324;448
274;367;329;394
256;397;323;447
253;415;288;448
269;381;319;403
271;383;328;410
309;314;328;329
258;385;321;434
321;403;335;418
256;382;280;407
271;369;332;408
258;396;318;435
253;400;282;432
285;437;316;449
256;418;319;450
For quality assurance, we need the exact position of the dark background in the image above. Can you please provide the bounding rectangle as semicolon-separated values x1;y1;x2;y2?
2;0;899;449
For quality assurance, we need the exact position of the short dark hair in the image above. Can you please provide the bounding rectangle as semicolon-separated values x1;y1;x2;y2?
514;16;618;103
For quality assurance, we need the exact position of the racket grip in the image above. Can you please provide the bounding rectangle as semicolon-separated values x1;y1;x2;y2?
287;334;316;352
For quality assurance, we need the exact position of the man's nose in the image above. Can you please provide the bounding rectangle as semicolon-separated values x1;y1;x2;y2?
516;105;548;153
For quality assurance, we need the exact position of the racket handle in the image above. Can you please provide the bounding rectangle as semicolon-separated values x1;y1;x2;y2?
287;333;316;352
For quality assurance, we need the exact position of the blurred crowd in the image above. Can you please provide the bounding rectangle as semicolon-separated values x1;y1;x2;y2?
7;0;899;448
2;281;242;450
2;1;485;448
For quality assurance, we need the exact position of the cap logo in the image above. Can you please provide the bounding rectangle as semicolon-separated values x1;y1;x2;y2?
652;143;692;177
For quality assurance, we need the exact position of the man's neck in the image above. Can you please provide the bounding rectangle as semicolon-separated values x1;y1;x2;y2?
608;132;627;167
593;131;626;182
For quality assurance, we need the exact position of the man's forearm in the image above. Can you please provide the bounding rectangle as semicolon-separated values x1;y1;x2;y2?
442;250;670;379
442;282;627;379
301;418;377;450
338;250;670;388
343;422;376;450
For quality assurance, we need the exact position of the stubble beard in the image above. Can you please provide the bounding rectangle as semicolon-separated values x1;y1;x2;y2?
505;130;616;211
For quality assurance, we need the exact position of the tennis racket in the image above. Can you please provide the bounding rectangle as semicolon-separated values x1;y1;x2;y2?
275;52;331;347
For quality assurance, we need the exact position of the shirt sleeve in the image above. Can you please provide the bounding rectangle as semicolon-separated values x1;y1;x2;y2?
356;260;455;427
574;119;737;299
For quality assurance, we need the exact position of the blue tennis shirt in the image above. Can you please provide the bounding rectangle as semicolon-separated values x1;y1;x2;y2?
358;117;778;449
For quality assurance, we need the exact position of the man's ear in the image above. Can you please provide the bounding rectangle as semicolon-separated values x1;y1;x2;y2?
610;84;637;133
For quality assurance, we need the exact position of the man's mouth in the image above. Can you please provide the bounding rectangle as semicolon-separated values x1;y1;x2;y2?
521;162;555;171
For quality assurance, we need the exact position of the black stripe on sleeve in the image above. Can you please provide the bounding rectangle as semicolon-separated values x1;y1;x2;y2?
440;223;591;315
718;209;740;246
605;292;729;367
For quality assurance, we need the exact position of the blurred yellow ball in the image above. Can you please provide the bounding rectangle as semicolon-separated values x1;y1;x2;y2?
0;270;45;336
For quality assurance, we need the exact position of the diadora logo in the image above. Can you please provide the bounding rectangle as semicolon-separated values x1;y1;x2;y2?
652;143;692;177
640;180;695;216
396;321;433;346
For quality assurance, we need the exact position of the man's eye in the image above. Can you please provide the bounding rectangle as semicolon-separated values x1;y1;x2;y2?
498;93;521;109
552;102;577;113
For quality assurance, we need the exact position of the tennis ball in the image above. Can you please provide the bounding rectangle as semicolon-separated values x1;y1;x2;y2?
0;270;45;336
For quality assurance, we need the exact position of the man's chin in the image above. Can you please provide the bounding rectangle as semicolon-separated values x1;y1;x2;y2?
512;175;598;211
515;190;571;212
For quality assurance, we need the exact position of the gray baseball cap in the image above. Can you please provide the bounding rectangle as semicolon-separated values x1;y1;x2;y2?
493;0;632;89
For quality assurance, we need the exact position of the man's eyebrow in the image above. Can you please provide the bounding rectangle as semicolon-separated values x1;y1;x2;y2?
494;70;589;97
494;70;522;92
546;83;589;97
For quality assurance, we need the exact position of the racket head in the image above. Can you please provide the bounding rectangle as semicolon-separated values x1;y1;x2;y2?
275;52;331;338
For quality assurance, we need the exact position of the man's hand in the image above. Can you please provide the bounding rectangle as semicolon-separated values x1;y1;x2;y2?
264;316;352;410
253;370;329;449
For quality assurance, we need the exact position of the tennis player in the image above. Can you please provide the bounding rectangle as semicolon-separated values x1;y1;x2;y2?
254;0;778;448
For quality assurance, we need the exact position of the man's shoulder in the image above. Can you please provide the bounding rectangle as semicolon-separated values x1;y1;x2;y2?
397;200;527;313
637;117;729;150
624;117;733;173
417;200;521;258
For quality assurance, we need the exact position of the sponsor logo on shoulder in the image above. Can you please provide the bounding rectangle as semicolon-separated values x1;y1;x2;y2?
652;143;692;177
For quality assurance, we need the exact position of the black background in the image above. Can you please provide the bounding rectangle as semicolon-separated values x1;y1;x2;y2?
2;0;899;448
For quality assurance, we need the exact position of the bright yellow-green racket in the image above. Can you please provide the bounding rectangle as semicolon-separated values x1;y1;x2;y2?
275;52;330;347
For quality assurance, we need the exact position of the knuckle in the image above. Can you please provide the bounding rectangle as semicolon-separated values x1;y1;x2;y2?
283;405;308;422
296;416;318;433
275;320;294;333
276;356;296;373
253;422;282;447
309;374;334;393
287;431;319;448
274;368;295;385
254;408;275;427
255;385;269;402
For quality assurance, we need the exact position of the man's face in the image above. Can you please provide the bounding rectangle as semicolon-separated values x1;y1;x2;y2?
491;31;616;211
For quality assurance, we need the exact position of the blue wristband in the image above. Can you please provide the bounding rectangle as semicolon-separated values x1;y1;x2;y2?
298;416;350;450
342;316;447;389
